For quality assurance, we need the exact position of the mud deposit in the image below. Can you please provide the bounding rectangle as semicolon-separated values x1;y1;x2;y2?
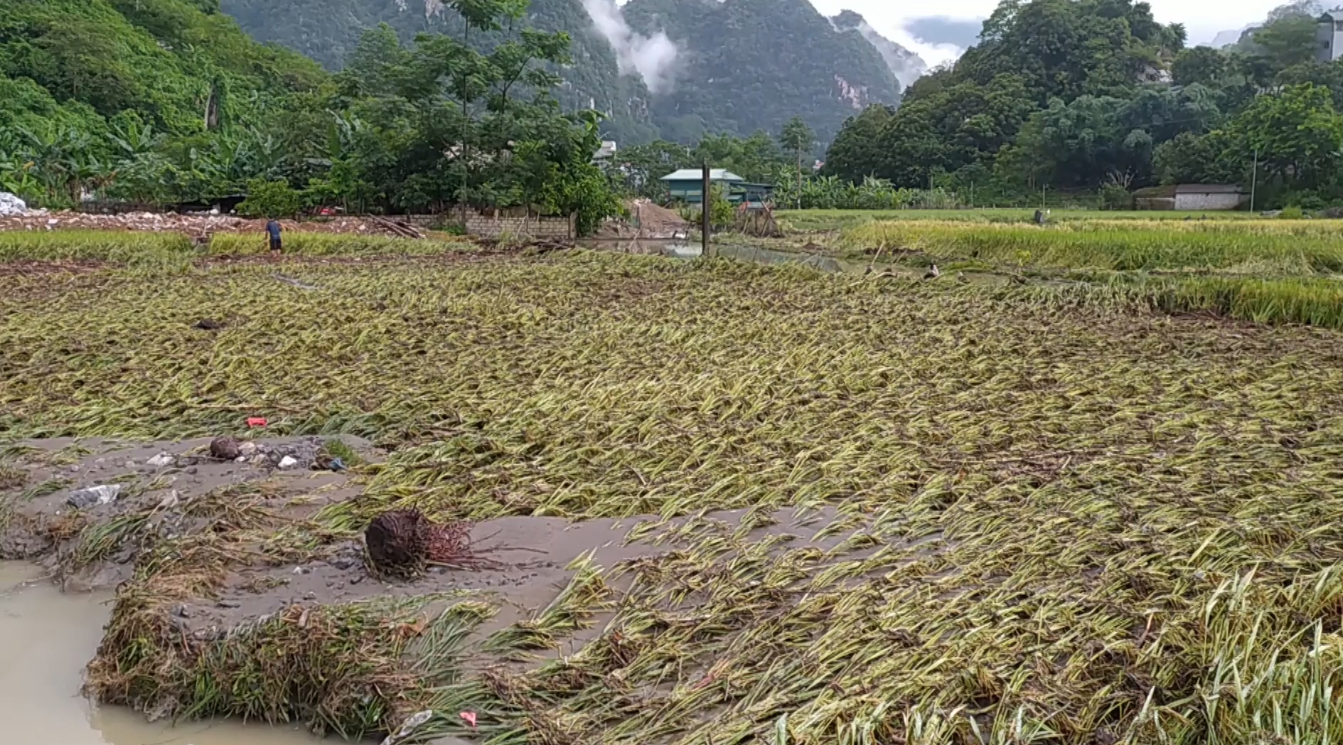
0;562;320;745
0;436;879;741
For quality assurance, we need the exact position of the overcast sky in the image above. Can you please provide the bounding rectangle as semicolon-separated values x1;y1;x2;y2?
807;0;1288;66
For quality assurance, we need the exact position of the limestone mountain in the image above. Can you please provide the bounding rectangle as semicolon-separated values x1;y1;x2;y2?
218;0;660;143
830;10;928;91
620;0;902;143
219;0;906;144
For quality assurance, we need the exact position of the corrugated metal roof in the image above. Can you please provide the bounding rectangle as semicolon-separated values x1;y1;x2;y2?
1174;184;1244;194
660;169;745;182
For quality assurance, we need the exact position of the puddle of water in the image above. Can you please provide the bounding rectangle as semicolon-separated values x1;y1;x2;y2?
582;239;866;271
0;562;325;745
713;244;856;273
580;239;701;258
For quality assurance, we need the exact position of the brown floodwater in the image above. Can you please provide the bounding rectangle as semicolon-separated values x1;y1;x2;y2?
0;562;323;745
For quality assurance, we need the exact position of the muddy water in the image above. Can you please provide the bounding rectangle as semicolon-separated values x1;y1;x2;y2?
583;239;865;273
0;562;324;745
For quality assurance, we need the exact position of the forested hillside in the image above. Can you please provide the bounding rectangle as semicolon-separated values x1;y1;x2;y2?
824;0;1343;207
0;0;622;229
217;0;905;144
218;0;659;143
0;0;323;134
830;10;927;90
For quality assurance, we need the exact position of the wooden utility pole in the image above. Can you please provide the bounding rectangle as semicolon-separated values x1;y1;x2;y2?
1250;148;1259;213
701;163;711;257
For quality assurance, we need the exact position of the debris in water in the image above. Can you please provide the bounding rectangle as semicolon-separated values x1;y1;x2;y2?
67;484;123;509
314;454;346;472
379;709;434;745
146;452;175;467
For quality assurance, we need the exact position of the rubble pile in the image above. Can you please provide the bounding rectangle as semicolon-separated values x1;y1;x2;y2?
592;199;691;240
0;192;30;216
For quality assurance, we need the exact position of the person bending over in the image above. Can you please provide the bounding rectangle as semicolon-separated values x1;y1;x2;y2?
266;219;283;253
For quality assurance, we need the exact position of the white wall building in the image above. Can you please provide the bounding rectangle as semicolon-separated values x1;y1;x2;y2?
1317;11;1343;62
1173;184;1248;211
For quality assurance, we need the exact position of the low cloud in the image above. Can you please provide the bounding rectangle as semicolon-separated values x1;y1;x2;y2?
580;0;680;94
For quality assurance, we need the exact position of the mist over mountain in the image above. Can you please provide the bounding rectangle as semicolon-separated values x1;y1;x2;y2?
217;0;913;143
903;16;982;52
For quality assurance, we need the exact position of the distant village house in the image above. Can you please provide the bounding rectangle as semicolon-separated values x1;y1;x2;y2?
1133;184;1248;211
659;169;775;208
1319;11;1343;62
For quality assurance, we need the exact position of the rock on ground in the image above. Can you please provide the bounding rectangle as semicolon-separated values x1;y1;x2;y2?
0;192;28;216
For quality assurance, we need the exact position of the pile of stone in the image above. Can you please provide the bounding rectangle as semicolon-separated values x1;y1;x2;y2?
0;192;32;217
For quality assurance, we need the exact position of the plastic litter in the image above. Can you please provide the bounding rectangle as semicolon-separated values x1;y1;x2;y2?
314;454;346;472
67;484;123;509
146;453;175;467
459;711;478;728
277;455;299;469
246;417;267;428
378;709;434;745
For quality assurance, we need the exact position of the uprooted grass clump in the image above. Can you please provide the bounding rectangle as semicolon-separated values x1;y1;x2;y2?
10;250;1343;743
363;508;476;578
83;482;516;741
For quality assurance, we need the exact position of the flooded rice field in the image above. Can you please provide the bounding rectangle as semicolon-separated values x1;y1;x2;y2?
0;562;320;745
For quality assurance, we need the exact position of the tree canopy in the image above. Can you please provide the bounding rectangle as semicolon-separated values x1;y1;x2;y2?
0;0;621;231
822;0;1343;207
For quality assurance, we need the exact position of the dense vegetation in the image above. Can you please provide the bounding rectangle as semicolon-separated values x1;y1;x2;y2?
823;0;1343;208
218;0;660;144
0;0;620;230
218;0;904;145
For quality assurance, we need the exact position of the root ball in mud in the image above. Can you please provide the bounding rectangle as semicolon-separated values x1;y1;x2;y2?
364;509;476;577
209;436;241;460
364;509;431;575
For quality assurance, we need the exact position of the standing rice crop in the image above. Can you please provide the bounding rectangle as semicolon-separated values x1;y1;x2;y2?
840;221;1343;274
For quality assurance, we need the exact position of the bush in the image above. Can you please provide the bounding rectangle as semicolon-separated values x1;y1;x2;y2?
1279;206;1305;220
237;179;302;219
1099;184;1133;211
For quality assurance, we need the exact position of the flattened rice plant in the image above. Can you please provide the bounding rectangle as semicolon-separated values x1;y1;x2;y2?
7;249;1343;743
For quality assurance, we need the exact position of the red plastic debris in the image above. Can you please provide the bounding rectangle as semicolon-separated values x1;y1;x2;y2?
246;417;268;428
459;711;477;728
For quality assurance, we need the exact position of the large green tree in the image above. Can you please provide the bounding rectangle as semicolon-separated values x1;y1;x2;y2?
820;0;1343;203
0;0;623;229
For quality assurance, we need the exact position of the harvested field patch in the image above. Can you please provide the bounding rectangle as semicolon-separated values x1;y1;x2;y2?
5;249;1343;743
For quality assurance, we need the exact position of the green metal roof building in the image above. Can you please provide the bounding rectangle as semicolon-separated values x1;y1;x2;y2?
660;169;774;208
